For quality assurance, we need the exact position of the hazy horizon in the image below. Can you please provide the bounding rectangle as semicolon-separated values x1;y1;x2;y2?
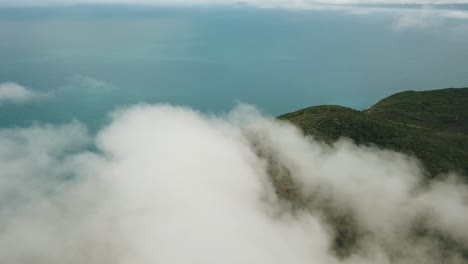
1;4;468;129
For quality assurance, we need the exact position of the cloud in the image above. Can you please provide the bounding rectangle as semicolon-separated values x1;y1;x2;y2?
441;10;468;19
392;5;430;30
388;5;468;31
390;5;468;31
0;77;112;106
68;75;114;92
0;103;467;264
2;0;467;32
0;82;50;104
2;0;468;8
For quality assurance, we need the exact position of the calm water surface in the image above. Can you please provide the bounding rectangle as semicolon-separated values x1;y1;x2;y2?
0;5;467;129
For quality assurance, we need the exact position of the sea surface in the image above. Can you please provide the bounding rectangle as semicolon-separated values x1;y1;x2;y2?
1;5;468;129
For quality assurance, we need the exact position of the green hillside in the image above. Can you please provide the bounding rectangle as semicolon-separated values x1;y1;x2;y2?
278;88;468;178
366;88;468;134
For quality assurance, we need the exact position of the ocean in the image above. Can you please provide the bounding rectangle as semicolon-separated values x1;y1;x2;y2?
1;5;467;129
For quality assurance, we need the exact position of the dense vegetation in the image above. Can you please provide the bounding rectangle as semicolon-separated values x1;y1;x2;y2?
278;88;468;179
273;88;468;258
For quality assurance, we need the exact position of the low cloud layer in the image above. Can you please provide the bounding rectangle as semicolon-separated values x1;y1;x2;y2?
0;82;49;104
389;5;468;30
2;0;467;33
0;104;467;264
2;0;468;8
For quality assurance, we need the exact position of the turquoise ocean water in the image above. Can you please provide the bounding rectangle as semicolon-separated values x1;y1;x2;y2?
0;5;467;129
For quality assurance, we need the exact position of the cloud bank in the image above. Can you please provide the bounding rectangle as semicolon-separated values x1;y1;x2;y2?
390;6;468;30
2;0;468;8
0;103;467;264
0;82;49;104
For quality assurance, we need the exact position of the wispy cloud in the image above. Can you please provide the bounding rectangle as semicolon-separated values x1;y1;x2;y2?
392;6;438;30
441;10;468;19
390;5;468;31
68;75;115;92
0;82;51;104
2;0;468;8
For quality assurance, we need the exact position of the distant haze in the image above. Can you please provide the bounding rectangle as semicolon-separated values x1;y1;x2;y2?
2;0;468;7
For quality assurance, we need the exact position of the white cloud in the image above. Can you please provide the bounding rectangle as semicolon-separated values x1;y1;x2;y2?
0;77;112;106
2;0;468;8
392;7;437;30
388;5;468;31
0;82;50;104
0;103;467;264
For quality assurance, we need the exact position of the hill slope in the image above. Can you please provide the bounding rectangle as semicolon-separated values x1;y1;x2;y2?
278;88;468;178
366;88;468;134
